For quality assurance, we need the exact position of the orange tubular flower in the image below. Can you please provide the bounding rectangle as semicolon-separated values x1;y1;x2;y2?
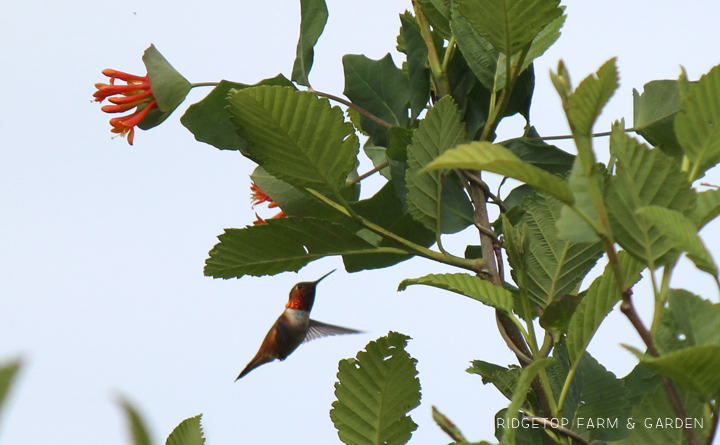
93;69;158;145
250;182;286;225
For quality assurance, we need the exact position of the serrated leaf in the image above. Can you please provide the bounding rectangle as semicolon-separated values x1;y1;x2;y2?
693;188;720;228
500;127;575;176
406;97;471;234
181;76;294;152
425;141;575;205
166;415;205;445
228;86;359;192
0;360;20;418
467;361;521;401
607;125;697;267
331;332;421;445
633;80;683;161
521;192;604;307
204;218;378;279
566;251;645;365
556;158;601;243
343;54;410;146
675;64;720;180
139;45;190;131
625;344;720;400
400;13;431;119
398;273;513;313
119;398;152;445
455;0;562;57
291;0;328;86
500;358;555;445
636;206;717;276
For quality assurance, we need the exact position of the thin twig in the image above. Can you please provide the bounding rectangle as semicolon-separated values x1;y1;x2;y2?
349;162;388;184
523;415;590;445
526;127;638;142
620;295;701;445
311;89;394;128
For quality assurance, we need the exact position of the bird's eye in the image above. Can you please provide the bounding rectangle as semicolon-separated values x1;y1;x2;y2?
297;284;304;290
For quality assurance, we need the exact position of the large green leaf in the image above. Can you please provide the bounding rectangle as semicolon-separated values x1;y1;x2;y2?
166;415;205;445
291;0;328;86
538;294;582;334
520;192;604;307
666;289;720;347
204;218;381;279
406;97;471;234
625;344;720;400
330;332;420;445
0;361;20;418
565;251;645;365
400;13;431;119
693;188;720;229
181;75;294;152
227;86;359;193
398;273;513;313
556;159;602;243
250;166;334;219
636;206;717;276
425;141;574;205
499;358;555;445
119;398;152;445
633;80;683;161
675;64;720;180
455;0;562;57
606;125;696;267
342;54;409;146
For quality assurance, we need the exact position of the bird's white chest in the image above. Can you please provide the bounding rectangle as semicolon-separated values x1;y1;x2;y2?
283;308;310;329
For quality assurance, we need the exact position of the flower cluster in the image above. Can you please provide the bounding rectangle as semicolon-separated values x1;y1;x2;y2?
93;69;158;145
250;182;286;225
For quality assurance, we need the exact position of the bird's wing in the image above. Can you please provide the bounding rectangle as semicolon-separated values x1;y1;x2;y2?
304;319;363;343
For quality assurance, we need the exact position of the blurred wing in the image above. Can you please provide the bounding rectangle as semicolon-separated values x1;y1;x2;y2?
304;319;363;343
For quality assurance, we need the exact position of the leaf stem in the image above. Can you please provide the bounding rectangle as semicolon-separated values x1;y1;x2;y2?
523;415;590;445
190;82;220;88
526;127;639;142
349;161;388;184
411;0;450;97
441;36;456;73
312;89;394;128
305;188;483;273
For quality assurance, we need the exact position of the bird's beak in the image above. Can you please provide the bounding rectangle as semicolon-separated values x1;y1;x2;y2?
314;269;336;284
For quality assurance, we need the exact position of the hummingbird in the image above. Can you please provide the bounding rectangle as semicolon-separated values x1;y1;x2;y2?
236;270;362;380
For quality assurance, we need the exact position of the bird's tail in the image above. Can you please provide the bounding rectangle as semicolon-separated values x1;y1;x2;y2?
236;352;274;380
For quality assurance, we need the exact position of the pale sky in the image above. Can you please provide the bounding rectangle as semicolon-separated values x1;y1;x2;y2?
1;1;719;444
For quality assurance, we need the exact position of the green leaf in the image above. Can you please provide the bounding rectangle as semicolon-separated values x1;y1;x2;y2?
636;206;717;276
467;360;521;401
606;125;697;267
556;159;601;243
416;0;452;39
204;217;378;279
181;75;294;151
342;54;410;146
0;360;20;418
500;129;574;176
633;80;684;161
666;289;720;347
166;415;205;445
119;398;152;445
363;140;392;180
425;141;575;205
331;332;421;445
521;192;604;307
140;45;191;130
406;96;471;234
432;406;468;443
387;126;414;162
227;86;359;193
250;166;335;219
693;188;720;229
398;273;513;314
625;344;720;400
565;251;645;365
400;13;431;119
455;0;562;57
573;354;631;441
500;358;555;445
675;64;720;180
291;0;328;86
539;294;582;334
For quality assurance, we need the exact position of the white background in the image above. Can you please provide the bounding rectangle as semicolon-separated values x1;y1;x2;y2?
1;1;719;444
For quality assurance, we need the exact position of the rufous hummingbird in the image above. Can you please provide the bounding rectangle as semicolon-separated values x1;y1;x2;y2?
236;270;361;380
